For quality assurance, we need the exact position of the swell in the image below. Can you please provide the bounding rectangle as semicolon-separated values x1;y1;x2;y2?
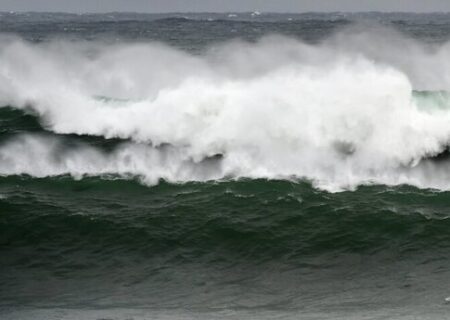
1;176;450;310
2;178;450;262
2;177;450;312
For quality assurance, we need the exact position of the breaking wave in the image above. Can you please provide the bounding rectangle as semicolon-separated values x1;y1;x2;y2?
2;27;450;191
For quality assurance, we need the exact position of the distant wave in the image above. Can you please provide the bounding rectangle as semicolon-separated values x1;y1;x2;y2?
153;17;193;23
2;28;450;191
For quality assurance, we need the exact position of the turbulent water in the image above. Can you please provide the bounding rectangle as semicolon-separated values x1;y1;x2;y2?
1;11;450;320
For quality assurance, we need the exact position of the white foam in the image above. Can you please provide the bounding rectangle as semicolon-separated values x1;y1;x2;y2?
1;29;450;191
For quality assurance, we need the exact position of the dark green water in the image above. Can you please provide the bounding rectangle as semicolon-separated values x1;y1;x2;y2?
2;176;450;319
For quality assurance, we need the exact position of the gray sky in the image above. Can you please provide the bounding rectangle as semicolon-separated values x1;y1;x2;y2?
1;0;450;13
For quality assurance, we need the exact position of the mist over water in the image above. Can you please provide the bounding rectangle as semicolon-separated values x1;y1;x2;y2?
2;12;450;320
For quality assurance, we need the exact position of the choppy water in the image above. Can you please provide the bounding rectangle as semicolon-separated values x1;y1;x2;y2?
1;12;450;320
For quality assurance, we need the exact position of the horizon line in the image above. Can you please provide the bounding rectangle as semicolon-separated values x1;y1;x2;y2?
2;10;450;15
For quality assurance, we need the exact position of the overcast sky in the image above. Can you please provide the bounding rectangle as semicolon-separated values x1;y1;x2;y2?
1;0;450;13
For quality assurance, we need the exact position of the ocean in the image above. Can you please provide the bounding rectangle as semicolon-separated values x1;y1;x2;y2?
1;11;450;320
